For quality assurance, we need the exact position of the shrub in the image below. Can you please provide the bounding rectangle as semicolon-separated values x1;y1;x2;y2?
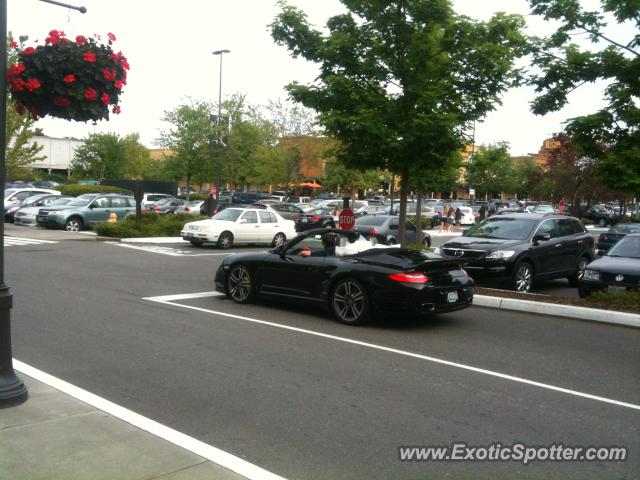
407;215;432;229
619;215;640;224
94;212;207;238
177;193;209;201
57;184;131;197
584;290;640;314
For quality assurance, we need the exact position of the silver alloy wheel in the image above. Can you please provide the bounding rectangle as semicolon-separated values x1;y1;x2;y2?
65;218;82;232
228;265;252;303
218;232;233;249
273;233;286;247
332;280;365;323
577;257;588;280
514;263;533;292
423;237;430;247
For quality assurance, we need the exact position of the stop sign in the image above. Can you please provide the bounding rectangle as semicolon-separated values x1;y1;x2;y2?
558;199;566;213
339;208;355;230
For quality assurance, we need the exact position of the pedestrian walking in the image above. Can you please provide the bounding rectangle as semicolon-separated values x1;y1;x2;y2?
479;205;486;222
454;207;462;232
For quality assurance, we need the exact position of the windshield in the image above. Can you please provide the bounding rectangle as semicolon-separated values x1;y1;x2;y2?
611;224;640;234
465;218;538;240
213;208;243;222
66;197;95;207
607;236;640;259
48;198;72;206
307;207;331;215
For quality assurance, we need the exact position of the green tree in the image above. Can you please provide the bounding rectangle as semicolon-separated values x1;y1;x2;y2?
6;34;44;178
157;100;215;194
511;157;543;199
271;0;527;244
465;143;516;199
528;0;640;196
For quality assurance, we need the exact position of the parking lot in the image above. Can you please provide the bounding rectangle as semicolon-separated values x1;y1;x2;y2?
5;227;638;479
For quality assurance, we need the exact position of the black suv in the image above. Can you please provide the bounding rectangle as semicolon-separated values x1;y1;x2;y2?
436;213;594;292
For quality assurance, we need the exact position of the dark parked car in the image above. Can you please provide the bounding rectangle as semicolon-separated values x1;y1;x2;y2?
215;229;474;325
295;207;335;231
352;215;431;247
579;234;640;297
579;205;621;227
146;198;186;214
436;213;594;292
596;223;640;254
231;191;271;204
260;202;304;221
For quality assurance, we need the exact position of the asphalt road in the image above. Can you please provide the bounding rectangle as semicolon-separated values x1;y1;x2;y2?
5;230;639;479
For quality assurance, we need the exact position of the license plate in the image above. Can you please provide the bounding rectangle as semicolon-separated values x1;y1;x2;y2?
608;285;626;294
447;291;459;303
185;232;194;238
301;218;309;222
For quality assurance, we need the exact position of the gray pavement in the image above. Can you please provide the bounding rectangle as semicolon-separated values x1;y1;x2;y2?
0;372;248;480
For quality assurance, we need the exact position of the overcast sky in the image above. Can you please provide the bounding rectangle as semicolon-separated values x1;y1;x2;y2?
7;0;632;156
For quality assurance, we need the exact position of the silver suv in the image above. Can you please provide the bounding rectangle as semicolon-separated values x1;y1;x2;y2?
36;193;135;231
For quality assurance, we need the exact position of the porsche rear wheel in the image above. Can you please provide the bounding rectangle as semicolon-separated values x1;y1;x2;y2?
330;278;370;325
227;265;253;304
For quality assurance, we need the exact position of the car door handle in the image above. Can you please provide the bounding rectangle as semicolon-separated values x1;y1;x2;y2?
577;240;583;244
255;225;260;228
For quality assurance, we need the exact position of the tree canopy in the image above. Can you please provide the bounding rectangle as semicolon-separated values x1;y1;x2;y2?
528;0;640;196
271;0;527;243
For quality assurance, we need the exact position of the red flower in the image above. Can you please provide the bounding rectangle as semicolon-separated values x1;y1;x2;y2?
26;79;41;92
53;97;71;107
112;105;121;114
9;78;25;92
75;35;88;45
8;63;26;77
23;47;35;55
101;92;110;105
107;32;116;42
102;68;116;81
114;80;124;90
83;52;96;63
84;88;97;101
9;41;18;48
63;74;76;84
45;30;65;45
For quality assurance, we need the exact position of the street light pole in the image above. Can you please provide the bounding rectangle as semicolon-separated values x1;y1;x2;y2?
212;49;229;203
0;0;86;408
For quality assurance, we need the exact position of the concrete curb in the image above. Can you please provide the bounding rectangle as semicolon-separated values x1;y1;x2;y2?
474;295;640;328
121;237;187;244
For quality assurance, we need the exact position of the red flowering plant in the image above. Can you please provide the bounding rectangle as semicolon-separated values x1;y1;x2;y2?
8;30;129;122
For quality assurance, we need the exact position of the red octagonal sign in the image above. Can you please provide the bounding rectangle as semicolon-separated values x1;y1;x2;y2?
339;208;355;230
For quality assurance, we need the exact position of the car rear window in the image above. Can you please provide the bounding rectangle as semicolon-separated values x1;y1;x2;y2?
355;216;388;226
466;217;538;240
611;223;640;233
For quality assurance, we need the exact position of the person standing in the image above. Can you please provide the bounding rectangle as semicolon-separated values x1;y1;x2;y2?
454;207;462;232
479;205;486;222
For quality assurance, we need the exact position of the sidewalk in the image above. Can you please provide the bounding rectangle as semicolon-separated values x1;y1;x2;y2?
1;363;282;480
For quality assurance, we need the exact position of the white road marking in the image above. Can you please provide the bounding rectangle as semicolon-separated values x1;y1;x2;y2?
4;236;58;246
145;292;640;412
13;359;287;480
105;241;233;257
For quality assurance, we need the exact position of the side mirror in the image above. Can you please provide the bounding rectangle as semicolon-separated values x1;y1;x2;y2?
462;229;469;235
534;232;551;243
239;218;247;224
597;250;605;257
272;245;285;256
88;203;96;209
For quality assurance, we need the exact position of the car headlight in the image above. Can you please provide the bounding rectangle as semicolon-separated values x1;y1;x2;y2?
486;250;516;259
433;247;441;254
583;269;600;281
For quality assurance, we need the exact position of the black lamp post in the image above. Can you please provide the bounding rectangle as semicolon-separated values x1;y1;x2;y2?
0;0;85;408
212;49;229;204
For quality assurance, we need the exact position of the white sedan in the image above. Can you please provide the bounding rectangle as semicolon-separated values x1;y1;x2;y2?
181;207;297;248
458;207;476;225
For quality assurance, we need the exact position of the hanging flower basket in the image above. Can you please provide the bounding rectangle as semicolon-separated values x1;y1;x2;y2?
7;30;129;122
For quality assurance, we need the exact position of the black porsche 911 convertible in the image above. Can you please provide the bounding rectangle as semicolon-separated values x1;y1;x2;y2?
215;229;474;325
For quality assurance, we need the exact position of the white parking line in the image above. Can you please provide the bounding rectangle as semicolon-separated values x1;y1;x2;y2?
105;242;233;257
13;359;287;480
144;292;640;412
4;236;58;246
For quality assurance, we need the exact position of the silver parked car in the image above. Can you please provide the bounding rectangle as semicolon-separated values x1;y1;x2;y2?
14;195;73;226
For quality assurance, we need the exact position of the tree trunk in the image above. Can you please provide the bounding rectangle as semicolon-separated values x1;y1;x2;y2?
398;165;410;246
415;191;423;245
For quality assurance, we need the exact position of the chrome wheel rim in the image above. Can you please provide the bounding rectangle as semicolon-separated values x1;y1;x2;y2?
228;266;251;302
220;234;231;248
274;234;285;246
333;281;365;322
66;220;80;232
515;264;532;292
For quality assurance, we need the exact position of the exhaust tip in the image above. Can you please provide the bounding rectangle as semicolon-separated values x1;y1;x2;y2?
420;303;435;312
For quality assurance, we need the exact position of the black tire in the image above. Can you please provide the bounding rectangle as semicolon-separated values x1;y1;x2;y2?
189;240;203;247
578;286;591;298
65;217;83;232
422;236;431;248
598;218;607;227
387;238;397;245
512;260;534;293
323;221;335;229
217;231;233;249
272;232;286;247
568;255;589;287
330;278;370;325
227;264;254;304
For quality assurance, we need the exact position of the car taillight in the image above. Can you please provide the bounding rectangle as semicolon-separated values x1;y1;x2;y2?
311;216;321;221
152;206;160;211
370;229;377;235
598;234;605;241
388;272;429;284
184;207;191;212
